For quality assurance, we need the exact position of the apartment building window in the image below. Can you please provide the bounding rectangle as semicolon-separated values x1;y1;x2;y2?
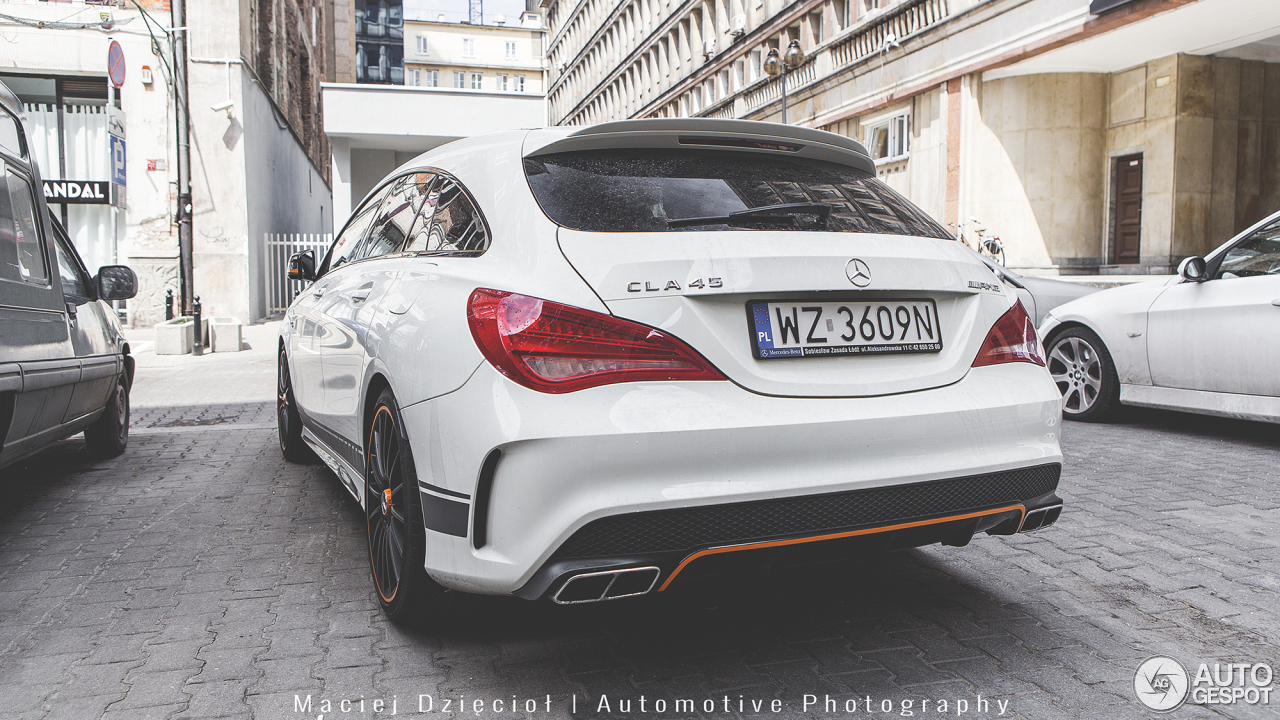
424;70;439;87
498;74;509;91
749;48;762;82
470;72;483;89
865;111;910;163
717;69;731;100
504;41;517;59
416;35;429;55
409;69;420;86
513;75;525;92
453;71;466;88
462;38;475;57
732;60;745;91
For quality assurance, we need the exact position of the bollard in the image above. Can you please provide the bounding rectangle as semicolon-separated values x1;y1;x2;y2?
165;288;174;321
192;295;204;357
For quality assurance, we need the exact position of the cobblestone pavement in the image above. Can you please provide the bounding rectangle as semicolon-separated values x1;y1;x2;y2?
1;333;1278;720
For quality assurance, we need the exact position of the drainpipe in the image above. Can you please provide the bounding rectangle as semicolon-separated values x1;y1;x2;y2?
171;0;194;316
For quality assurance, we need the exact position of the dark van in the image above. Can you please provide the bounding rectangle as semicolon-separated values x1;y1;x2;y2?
0;79;138;470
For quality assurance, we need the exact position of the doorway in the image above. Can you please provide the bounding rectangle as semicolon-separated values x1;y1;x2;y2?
1111;154;1142;264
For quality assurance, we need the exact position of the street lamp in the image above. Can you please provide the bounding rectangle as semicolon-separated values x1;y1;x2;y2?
763;39;806;124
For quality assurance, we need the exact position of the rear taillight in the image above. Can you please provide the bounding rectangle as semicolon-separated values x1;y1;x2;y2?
972;301;1046;368
467;289;726;393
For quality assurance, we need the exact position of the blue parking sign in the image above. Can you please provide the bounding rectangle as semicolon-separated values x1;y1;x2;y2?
110;135;126;186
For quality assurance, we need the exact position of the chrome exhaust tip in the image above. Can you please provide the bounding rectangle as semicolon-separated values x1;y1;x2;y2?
551;566;661;605
1019;503;1063;533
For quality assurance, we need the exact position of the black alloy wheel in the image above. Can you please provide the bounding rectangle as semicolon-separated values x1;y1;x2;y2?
85;373;129;458
1047;326;1120;422
278;349;312;462
365;387;438;623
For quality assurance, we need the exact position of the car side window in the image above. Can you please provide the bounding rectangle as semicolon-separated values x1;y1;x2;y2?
405;178;489;256
0;165;49;284
358;172;435;260
1216;218;1280;280
54;232;91;300
324;183;394;275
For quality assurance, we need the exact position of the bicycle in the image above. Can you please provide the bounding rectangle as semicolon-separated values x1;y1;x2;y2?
948;217;1006;266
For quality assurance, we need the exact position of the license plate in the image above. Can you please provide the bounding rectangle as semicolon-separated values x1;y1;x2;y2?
748;299;943;359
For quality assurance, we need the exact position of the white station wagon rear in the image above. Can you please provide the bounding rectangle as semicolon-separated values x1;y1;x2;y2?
278;119;1065;621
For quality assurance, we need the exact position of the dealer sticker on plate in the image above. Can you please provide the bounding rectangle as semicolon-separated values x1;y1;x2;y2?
749;299;943;360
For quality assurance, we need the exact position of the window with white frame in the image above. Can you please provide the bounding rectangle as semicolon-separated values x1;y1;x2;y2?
453;71;466;88
864;111;910;163
504;41;517;59
470;72;483;89
498;74;510;91
424;69;439;87
462;38;475;57
513;75;525;92
409;69;421;86
749;48;762;82
416;35;429;55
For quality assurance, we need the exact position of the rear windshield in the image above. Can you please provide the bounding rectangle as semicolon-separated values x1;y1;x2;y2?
524;149;950;238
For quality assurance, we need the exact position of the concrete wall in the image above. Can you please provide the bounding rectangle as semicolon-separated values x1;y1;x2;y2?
1101;54;1280;271
968;72;1107;269
242;75;333;321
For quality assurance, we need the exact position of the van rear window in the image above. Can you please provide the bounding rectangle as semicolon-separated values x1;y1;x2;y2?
523;149;950;238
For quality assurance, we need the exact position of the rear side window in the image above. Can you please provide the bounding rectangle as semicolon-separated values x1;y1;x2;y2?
359;172;435;260
524;149;950;238
405;178;489;256
0;165;49;284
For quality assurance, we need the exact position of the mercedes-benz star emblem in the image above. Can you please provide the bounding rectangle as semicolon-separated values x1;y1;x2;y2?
846;258;872;287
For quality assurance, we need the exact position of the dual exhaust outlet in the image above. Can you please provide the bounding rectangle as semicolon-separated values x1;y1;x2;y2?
1019;503;1062;533
552;566;660;605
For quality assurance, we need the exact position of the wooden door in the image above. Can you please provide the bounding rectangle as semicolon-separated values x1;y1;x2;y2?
1112;154;1142;264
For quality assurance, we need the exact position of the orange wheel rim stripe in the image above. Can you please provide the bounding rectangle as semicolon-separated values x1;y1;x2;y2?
657;504;1025;592
368;405;398;603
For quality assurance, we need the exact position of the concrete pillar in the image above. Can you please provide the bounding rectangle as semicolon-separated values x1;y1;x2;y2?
330;136;352;231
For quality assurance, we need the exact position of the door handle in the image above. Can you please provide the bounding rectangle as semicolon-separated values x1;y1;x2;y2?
348;282;374;303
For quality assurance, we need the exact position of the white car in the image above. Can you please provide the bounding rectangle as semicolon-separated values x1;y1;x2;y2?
1040;210;1280;424
278;119;1065;622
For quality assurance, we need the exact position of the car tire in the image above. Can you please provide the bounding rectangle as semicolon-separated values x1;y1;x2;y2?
85;372;129;458
278;349;314;463
365;387;441;624
1046;326;1119;422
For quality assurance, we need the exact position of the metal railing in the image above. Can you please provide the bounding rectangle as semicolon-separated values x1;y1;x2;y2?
831;0;949;69
263;233;331;316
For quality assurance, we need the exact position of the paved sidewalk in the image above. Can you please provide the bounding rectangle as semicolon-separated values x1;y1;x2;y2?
0;338;1277;720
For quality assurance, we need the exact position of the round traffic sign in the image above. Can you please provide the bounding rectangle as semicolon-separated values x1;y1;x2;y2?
108;40;126;88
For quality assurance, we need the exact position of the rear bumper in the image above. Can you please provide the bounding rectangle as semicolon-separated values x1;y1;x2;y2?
400;361;1064;596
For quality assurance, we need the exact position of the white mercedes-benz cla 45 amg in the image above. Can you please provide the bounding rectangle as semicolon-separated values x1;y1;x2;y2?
278;119;1065;622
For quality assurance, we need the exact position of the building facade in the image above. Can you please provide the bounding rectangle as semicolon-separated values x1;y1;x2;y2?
1;0;335;325
403;11;547;95
323;4;548;231
542;0;1280;274
356;0;405;84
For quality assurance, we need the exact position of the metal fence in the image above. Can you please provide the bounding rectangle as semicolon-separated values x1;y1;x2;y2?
263;233;331;316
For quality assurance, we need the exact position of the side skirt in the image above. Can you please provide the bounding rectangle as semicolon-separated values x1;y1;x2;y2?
1121;383;1280;424
302;429;365;507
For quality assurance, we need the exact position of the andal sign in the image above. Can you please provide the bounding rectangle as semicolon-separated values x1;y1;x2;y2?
43;180;112;205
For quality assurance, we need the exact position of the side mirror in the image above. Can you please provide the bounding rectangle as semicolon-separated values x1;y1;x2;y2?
1177;256;1207;282
288;250;316;282
96;265;138;300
